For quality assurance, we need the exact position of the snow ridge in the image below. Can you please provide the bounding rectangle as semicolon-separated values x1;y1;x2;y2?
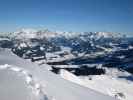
0;64;53;100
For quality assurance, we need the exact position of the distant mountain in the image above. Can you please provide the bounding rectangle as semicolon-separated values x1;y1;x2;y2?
0;29;125;53
0;29;132;71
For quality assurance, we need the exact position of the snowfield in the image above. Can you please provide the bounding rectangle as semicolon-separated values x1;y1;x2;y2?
60;69;133;100
0;49;116;100
0;64;47;100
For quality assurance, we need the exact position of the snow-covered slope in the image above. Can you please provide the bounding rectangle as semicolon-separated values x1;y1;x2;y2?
0;49;116;100
0;65;45;100
60;68;133;100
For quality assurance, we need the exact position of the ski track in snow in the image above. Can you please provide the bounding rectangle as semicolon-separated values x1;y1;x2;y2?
0;64;54;100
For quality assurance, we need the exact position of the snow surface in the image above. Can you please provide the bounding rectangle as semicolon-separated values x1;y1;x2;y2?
0;64;48;100
59;68;133;100
0;49;116;100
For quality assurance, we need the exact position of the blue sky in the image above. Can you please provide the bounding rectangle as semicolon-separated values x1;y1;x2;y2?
0;0;133;36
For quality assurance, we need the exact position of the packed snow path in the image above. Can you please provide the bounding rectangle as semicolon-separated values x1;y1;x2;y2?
0;49;116;100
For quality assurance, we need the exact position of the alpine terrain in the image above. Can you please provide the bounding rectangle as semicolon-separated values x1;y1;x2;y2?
0;29;133;100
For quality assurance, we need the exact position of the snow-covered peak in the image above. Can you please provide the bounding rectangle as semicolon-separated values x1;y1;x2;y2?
12;28;38;39
0;28;125;41
13;28;58;39
95;32;123;38
20;28;37;34
57;31;124;39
